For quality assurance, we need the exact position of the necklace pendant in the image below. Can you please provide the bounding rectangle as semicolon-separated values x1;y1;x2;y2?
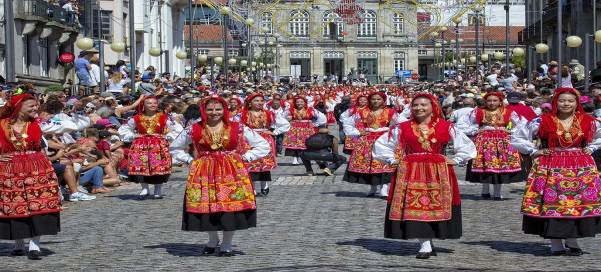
431;138;437;144
210;143;220;150
21;134;28;139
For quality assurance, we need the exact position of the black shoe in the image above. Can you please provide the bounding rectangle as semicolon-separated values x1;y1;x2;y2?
261;188;270;196
416;252;433;259
201;246;217;255
566;247;584;256
492;196;504;201
10;249;26;256
137;194;149;200
218;250;234;257
481;193;491;199
551;250;567;256
27;250;42;260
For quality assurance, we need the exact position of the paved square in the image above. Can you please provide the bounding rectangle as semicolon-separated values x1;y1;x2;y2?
2;163;601;271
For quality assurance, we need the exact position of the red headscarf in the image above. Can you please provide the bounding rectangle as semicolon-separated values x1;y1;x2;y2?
0;93;36;119
137;96;158;113
199;95;230;126
368;91;387;102
538;87;594;143
409;93;443;123
241;93;273;127
482;91;506;102
550;87;584;115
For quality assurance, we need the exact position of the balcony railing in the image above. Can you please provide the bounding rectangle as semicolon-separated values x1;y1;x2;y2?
13;0;81;29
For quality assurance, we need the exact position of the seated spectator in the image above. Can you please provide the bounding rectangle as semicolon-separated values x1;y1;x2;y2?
300;127;347;176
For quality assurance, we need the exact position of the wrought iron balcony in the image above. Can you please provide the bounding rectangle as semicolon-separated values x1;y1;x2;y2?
13;0;81;29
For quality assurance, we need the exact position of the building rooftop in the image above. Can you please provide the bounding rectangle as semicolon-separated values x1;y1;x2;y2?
183;24;233;43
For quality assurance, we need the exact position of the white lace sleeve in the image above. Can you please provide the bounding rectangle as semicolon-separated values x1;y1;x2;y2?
456;109;478;136
165;116;184;142
272;113;291;135
118;118;137;143
342;110;361;136
169;127;193;164
372;126;400;165
586;121;601;153
242;126;270;161
450;126;477;164
510;117;540;155
509;111;528;134
312;109;327;127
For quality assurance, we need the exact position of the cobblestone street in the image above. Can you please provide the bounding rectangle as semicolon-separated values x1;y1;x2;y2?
3;161;601;271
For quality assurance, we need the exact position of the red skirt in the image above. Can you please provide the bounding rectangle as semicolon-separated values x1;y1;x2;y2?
347;132;395;174
185;151;256;214
522;149;601;219
471;129;521;173
283;121;317;150
128;135;172;176
388;153;460;222
242;131;277;172
0;151;61;219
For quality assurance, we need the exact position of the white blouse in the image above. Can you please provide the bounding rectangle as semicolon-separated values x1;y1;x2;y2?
341;109;407;137
40;112;91;134
372;125;477;165
169;125;271;164
510;117;601;155
456;109;527;136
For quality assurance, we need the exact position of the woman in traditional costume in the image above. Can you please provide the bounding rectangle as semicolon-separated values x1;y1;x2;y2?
0;93;61;260
170;96;270;256
343;92;404;197
340;95;368;155
228;97;243;122
459;91;526;200
373;93;476;259
119;96;175;199
283;96;326;165
511;87;601;255
241;93;290;196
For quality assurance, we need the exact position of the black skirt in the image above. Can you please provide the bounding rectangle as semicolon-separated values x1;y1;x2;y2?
129;175;170;184
250;172;272;182
284;149;303;157
0;213;60;240
182;210;256;232
343;170;393;185
465;160;524;184
384;205;462;240
522;215;601;239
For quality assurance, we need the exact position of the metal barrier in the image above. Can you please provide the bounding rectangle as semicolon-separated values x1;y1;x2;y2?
13;0;80;28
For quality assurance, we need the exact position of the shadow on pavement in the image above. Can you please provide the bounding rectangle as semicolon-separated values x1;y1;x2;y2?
237;263;473;272
336;238;453;256
105;194;150;201
460;194;514;201
144;243;245;257
321;191;374;198
461;241;549;256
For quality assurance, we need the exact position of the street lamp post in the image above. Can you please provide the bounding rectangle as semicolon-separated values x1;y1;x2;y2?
188;0;195;87
220;6;231;83
504;0;510;76
440;26;448;79
474;6;482;83
129;0;136;91
557;0;563;87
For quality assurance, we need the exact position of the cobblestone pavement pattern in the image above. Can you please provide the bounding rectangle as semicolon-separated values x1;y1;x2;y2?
3;160;601;271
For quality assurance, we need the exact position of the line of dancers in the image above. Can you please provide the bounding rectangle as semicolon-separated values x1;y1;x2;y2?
1;87;600;260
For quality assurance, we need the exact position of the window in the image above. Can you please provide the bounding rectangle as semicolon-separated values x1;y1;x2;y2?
197;49;209;55
261;12;273;34
418;49;428;56
40;38;49;77
323;11;344;38
228;50;239;57
393;13;404;34
357;10;376;37
23;36;31;75
394;52;406;72
289;10;309;37
92;10;113;40
468;14;485;26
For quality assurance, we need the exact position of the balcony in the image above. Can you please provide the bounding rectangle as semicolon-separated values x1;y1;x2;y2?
13;0;81;30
